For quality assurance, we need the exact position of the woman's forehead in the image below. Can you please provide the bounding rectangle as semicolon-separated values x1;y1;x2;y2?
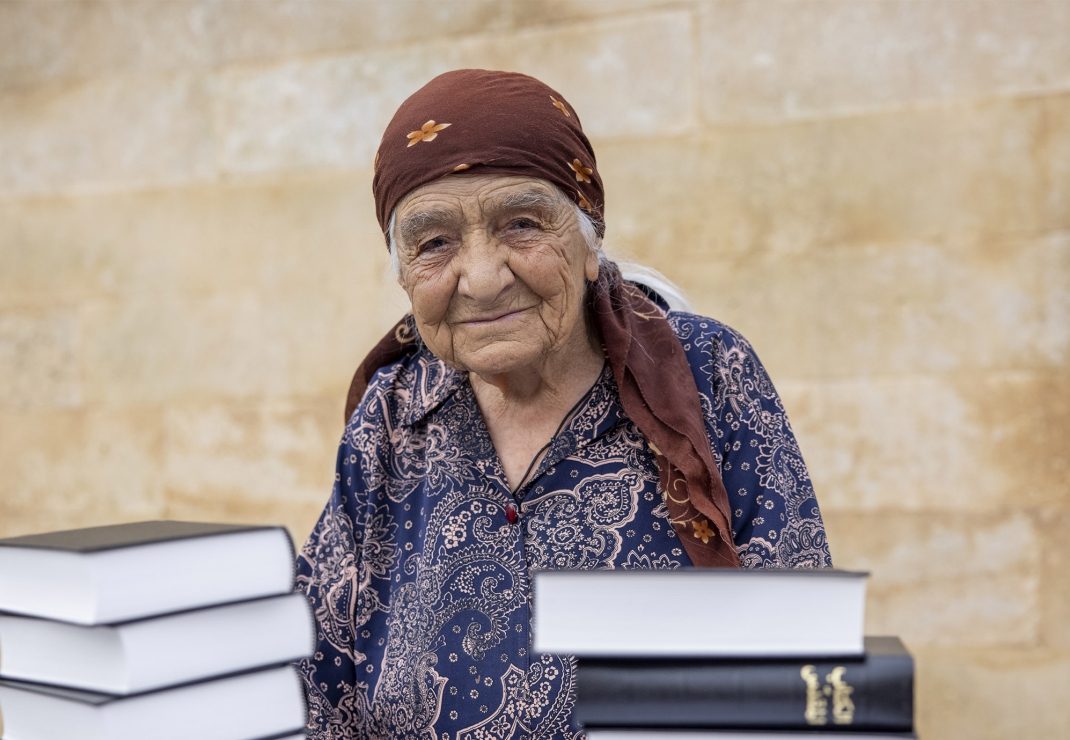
396;174;561;218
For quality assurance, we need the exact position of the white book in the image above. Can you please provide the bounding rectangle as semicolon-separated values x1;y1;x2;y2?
533;569;867;657
0;521;295;624
586;732;914;740
0;665;306;740
0;592;314;694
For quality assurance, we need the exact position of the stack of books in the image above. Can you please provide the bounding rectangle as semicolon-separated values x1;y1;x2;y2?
533;569;916;740
0;521;313;740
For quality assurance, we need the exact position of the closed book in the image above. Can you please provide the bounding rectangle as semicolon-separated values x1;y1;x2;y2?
0;592;314;694
0;521;295;624
577;636;913;732
585;731;915;740
533;569;866;657
0;665;306;740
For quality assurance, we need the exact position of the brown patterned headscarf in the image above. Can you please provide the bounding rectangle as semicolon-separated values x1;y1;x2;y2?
351;69;739;568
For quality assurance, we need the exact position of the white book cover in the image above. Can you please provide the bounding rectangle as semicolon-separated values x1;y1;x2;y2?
0;665;307;740
533;569;867;657
0;521;296;624
0;592;314;694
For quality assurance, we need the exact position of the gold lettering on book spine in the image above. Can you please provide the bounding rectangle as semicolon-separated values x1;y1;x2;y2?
801;665;828;725
827;666;856;724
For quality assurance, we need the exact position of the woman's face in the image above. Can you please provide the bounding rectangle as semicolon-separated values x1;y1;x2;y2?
393;174;600;377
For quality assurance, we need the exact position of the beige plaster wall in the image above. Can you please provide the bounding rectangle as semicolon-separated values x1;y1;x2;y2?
1;1;1068;737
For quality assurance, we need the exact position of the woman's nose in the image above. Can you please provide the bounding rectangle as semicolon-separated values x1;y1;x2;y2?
455;233;514;301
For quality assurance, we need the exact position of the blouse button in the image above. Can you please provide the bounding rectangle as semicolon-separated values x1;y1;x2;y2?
505;504;518;524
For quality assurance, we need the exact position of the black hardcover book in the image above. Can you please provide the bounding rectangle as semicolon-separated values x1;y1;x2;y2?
577;636;913;732
0;520;262;552
0;665;307;740
586;731;917;740
0;520;296;625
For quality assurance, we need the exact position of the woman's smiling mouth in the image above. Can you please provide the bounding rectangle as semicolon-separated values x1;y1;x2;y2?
460;307;534;326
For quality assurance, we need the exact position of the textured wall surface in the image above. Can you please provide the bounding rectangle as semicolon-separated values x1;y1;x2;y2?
1;1;1068;737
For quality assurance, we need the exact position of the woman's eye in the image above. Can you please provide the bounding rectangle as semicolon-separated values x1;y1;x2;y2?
508;218;538;231
419;236;449;252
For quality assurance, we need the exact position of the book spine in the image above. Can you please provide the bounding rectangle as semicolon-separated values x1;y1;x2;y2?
576;654;913;731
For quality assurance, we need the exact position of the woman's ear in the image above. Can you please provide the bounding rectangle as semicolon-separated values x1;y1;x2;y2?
584;247;600;283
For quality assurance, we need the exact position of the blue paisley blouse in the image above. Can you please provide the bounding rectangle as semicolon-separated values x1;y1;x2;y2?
296;311;832;740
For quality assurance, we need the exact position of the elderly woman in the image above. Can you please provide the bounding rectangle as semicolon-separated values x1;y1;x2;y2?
297;70;831;740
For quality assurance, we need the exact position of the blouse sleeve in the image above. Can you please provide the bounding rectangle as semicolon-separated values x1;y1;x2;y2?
671;313;833;569
294;425;370;740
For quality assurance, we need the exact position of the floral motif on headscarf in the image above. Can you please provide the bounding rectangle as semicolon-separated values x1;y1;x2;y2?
692;519;714;544
550;95;570;116
570;158;593;183
407;120;451;147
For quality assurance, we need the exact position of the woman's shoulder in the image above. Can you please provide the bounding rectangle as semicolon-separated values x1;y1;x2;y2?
347;344;464;433
664;311;779;406
665;310;758;362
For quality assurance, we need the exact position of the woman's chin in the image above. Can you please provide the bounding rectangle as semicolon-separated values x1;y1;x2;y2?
454;344;545;380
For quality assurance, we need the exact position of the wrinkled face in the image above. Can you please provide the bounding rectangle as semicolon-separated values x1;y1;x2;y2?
393;174;600;377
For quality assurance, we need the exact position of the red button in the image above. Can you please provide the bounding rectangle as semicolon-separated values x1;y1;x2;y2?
505;504;518;524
